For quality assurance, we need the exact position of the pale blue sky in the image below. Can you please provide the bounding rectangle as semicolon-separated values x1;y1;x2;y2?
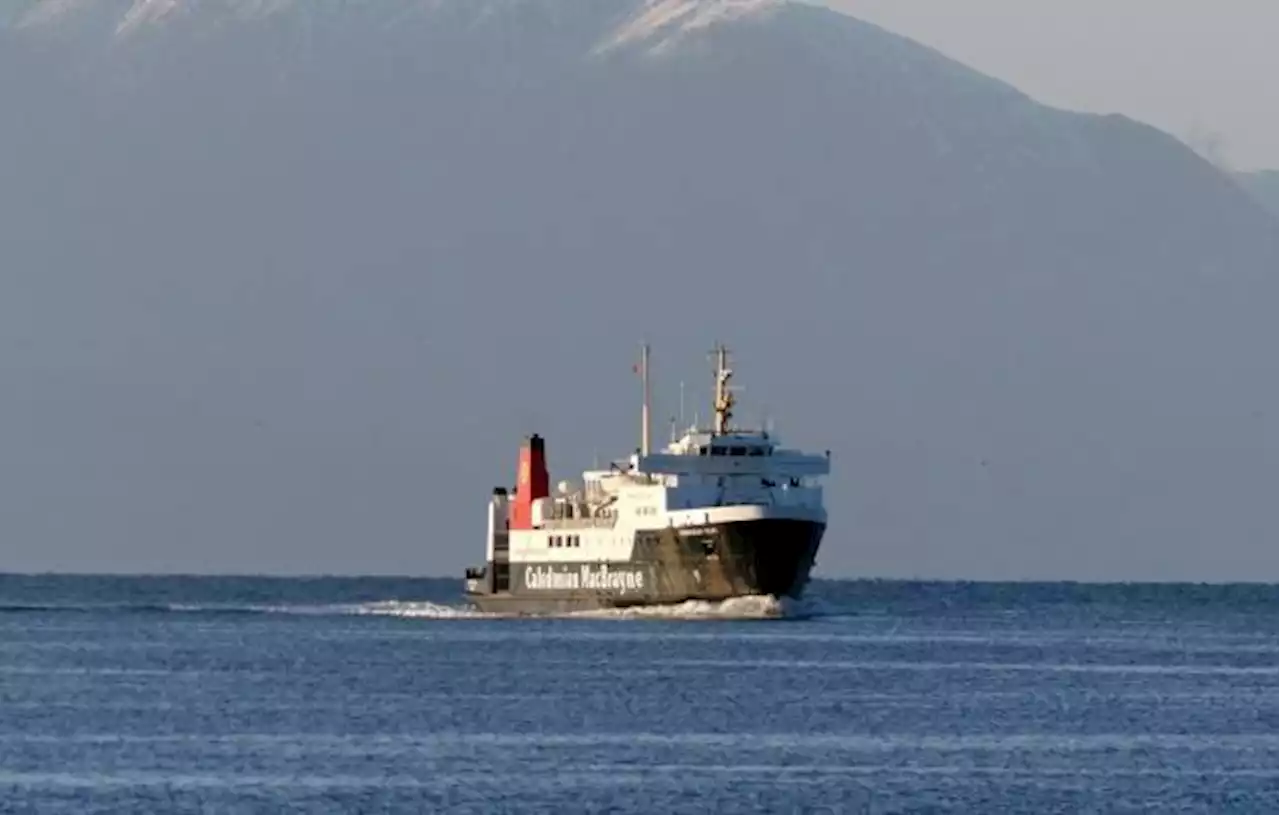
828;0;1277;169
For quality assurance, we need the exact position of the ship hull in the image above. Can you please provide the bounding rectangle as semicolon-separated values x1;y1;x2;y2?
466;518;825;614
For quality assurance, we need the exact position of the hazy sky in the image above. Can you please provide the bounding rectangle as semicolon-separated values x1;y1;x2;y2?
0;0;1273;581
828;0;1277;170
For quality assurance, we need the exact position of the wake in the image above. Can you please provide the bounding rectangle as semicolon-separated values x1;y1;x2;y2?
566;594;814;620
297;594;824;621
343;595;813;620
0;595;823;621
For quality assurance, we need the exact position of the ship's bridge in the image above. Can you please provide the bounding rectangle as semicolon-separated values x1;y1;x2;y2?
629;428;830;480
664;430;774;457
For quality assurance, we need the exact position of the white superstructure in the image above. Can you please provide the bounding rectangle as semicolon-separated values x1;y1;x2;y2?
486;345;829;567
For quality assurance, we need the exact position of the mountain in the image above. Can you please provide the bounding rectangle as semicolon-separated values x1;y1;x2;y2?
0;0;1274;580
1234;170;1277;216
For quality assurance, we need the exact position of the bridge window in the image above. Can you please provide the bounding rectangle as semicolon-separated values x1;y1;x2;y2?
729;446;746;456
748;447;765;457
710;447;726;456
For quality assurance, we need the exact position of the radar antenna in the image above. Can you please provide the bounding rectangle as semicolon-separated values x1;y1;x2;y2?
712;343;735;436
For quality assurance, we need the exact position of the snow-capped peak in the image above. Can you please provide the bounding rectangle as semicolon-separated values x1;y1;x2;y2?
596;0;781;54
13;0;294;36
116;0;180;36
11;0;783;48
13;0;97;29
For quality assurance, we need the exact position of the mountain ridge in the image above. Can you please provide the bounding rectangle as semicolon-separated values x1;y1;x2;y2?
0;0;1272;579
9;0;782;43
1233;169;1278;216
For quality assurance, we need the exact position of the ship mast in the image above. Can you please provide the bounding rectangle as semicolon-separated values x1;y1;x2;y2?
640;341;651;457
712;343;735;436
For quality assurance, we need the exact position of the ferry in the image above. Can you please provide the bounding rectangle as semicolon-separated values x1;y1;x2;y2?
463;344;830;613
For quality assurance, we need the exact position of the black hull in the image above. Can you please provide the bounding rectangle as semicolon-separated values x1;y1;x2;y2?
466;518;824;614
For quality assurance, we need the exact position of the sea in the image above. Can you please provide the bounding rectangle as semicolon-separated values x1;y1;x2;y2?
0;575;1275;814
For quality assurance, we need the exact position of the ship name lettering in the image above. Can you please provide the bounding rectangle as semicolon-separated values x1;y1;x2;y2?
523;564;645;594
579;563;645;594
523;566;580;591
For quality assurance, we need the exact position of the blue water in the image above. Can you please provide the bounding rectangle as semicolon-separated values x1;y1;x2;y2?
0;576;1275;814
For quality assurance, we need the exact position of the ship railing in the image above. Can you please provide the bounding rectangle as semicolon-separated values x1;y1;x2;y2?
540;517;618;530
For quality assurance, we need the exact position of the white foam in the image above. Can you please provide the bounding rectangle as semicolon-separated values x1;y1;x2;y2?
565;594;804;620
345;600;492;619
344;593;828;621
152;594;827;621
153;601;492;619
